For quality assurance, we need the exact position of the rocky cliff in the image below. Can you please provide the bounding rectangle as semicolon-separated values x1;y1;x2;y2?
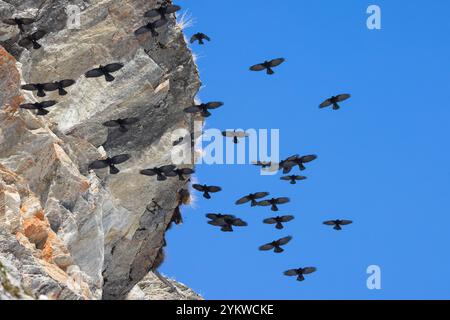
0;0;201;300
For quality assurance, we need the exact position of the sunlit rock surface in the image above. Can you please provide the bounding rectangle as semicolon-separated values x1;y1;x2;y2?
0;0;200;300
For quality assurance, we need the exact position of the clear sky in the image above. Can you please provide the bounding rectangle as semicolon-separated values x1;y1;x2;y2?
161;0;450;299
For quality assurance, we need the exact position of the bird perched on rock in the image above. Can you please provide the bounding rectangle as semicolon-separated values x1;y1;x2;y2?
235;192;269;207
263;215;295;230
140;165;177;181
319;94;351;110
281;175;307;185
184;102;224;118
103;118;140;133
284;267;317;281
134;19;168;37
190;33;211;45
89;154;130;174
250;58;285;75
206;214;248;232
172;168;195;181
3;17;35;33
257;197;290;211
259;236;292;253
19;101;57;116
144;3;181;20
192;184;222;199
222;130;249;144
323;219;353;231
42;80;76;96
18;30;46;49
85;63;124;82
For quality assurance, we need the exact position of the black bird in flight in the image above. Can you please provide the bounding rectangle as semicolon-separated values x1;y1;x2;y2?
19;101;57;116
257;197;290;212
18;30;47;49
184;102;224;118
89;154;130;175
259;236;292;253
319;94;351;110
250;58;285;75
284;267;317;281
206;214;248;232
252;161;274;169
192;184;222;199
42;80;76;96
103;117;139;133
134;19;168;37
173;168;195;181
144;3;181;20
279;154;317;173
21;83;48;97
190;33;211;45
3;17;35;33
85;63;124;82
222;130;249;144
263;215;295;230
281;175;307;185
323;219;353;231
235;192;269;207
140;165;177;181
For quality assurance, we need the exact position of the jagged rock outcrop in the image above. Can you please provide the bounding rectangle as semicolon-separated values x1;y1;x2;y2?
0;0;201;300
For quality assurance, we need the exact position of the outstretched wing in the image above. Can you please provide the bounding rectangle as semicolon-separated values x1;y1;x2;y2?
302;267;317;275
300;155;317;163
319;98;332;108
203;34;211;41
263;218;278;225
205;102;223;109
192;184;205;192
340;220;353;225
206;213;221;220
277;236;292;246
140;169;157;176
59;79;76;88
275;197;290;205
19;103;38;110
280;215;295;222
103;120;120;127
323;220;336;226
284;269;299;276
253;192;269;199
268;58;285;67
257;200;271;207
235;195;250;205
250;63;266;71
177;168;195;175
135;25;150;36
111;154;130;165
234;131;249;138
21;84;38;91
232;219;247;227
42;82;59;91
207;186;222;193
144;9;160;18
89;160;109;169
280;176;292;181
208;220;225;227
104;63;124;73
294;175;307;181
190;35;197;43
40;101;57;108
183;106;202;114
85;68;104;78
259;243;274;251
336;94;351;102
165;5;181;14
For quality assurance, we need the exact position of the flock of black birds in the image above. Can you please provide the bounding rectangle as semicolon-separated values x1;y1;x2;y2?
4;1;355;286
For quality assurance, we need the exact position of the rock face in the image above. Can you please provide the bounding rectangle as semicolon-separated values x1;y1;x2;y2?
0;0;201;300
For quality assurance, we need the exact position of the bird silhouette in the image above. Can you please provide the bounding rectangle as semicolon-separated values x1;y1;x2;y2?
259;236;292;253
19;101;57;116
184;102;224;118
85;63;124;82
235;192;269;207
103;118;139;133
144;3;181;20
222;130;249;144
206;214;247;232
257;197;290;211
134;19;168;37
284;267;317;281
250;58;285;75
252;161;274;169
42;80;76;96
280;175;307;185
18;30;47;49
263;215;295;230
279;154;317;173
140;165;177;181
192;184;222;199
172;168;195;181
21;83;48;97
319;94;351;110
323;219;353;231
89;154;130;174
3;17;35;33
190;33;211;45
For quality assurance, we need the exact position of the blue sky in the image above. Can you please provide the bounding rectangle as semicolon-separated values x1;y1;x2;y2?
161;0;450;299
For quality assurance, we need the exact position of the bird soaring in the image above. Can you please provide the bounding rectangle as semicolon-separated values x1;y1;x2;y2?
323;219;353;231
140;165;177;181
257;197;290;212
259;236;292;253
319;94;351;110
85;63;124;82
144;3;181;20
263;215;295;230
103;118;140;133
250;58;285;75
222;130;249;144
18;30;46;49
89;154;131;175
42;80;76;96
19;101;57;116
21;83;49;97
192;184;222;199
235;192;269;207
284;267;317;281
190;33;211;45
206;214;248;232
184;102;224;118
134;19;168;37
280;175;307;185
